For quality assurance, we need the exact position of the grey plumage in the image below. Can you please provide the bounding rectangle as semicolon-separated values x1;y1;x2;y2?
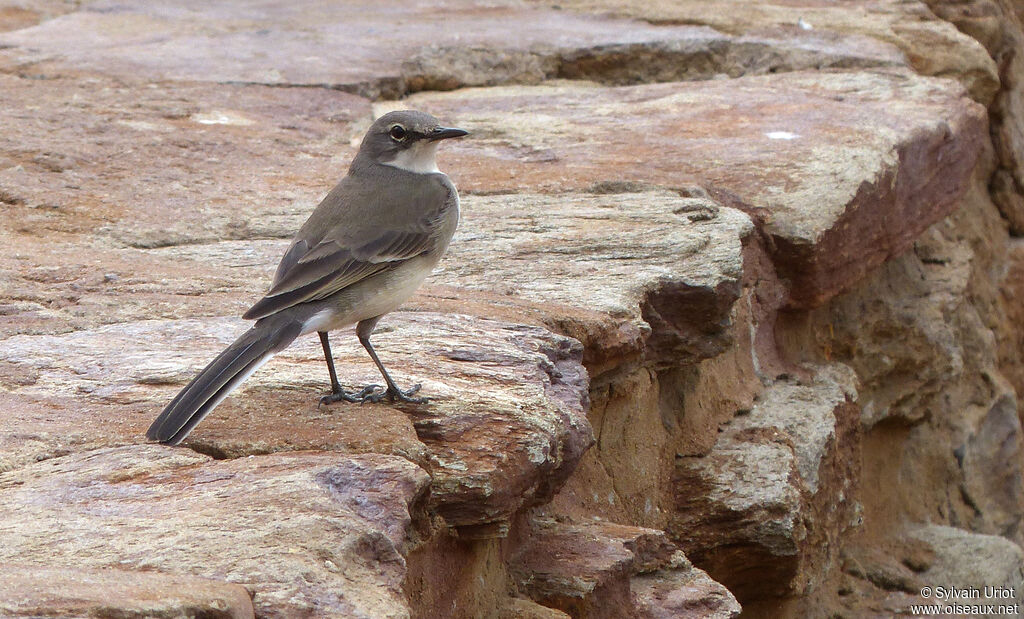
147;110;467;445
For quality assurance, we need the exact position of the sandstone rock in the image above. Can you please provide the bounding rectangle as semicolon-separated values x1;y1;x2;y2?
925;0;1024;235
0;73;371;260
1003;239;1024;397
777;167;1024;545
672;367;860;602
497;597;572;619
0;565;255;619
0;0;73;33
0;0;903;98
395;68;987;308
419;191;752;376
509;518;739;618
542;0;999;103
0;311;592;532
908;525;1024;608
0;445;429;618
632;565;741;619
958;389;1024;541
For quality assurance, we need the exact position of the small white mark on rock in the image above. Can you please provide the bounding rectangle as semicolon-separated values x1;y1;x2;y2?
191;111;256;126
117;119;162;132
797;17;813;30
766;131;800;140
607;491;615;505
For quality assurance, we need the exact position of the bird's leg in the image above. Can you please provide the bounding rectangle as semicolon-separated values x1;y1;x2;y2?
356;317;428;404
317;331;380;407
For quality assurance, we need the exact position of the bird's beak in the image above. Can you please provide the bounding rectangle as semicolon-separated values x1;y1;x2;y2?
428;126;469;141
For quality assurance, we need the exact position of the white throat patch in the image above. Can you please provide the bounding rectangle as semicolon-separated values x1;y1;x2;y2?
383;140;441;174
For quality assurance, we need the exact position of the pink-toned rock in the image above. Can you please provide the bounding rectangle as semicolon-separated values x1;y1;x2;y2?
540;0;999;102
0;311;592;532
0;565;255;619
632;566;741;619
925;0;1024;234
0;0;903;97
509;518;739;618
672;367;860;603
396;68;987;308
0;445;429;618
1003;239;1024;398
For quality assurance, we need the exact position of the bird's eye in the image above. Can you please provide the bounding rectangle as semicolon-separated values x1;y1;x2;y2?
389;125;408;141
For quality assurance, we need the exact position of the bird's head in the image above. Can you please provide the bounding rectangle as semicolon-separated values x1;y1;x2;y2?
357;110;468;174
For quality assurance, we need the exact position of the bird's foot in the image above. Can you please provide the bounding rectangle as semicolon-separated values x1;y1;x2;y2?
364;383;428;405
318;384;382;408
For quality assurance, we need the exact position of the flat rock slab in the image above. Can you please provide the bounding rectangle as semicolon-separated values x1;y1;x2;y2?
0;72;371;251
421;191;752;374
0;310;592;530
0;445;429;619
0;564;255;619
0;0;903;97
542;0;998;102
395;68;987;307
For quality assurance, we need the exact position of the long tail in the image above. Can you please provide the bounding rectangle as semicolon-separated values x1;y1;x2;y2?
147;315;303;445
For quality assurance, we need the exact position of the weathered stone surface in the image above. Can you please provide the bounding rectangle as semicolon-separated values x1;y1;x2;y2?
778;166;1024;546
395;68;987;308
2;0;1023;616
0;0;903;98
0;72;370;261
632;565;741;619
925;0;1024;235
0;565;255;619
0;311;592;530
672;367;860;602
540;0;999;103
0;445;429;618
1004;239;1024;397
420;191;752;375
510;518;739;618
908;525;1024;608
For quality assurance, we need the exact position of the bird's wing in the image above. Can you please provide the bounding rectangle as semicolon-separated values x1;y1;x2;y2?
242;223;442;321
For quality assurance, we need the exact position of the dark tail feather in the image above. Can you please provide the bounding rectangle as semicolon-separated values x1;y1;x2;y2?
147;316;302;445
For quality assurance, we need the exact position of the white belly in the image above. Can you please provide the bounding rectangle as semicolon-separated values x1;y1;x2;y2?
299;256;436;335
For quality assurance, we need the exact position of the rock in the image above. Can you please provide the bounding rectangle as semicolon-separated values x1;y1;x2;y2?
0;0;903;97
417;191;752;376
0;311;592;532
509;518;739;618
0;445;429;618
632;565;741;619
924;0;1024;235
0;565;255;619
671;367;860;602
958;390;1024;541
542;0;999;103
909;525;1024;607
497;598;572;619
394;68;987;308
1003;239;1024;398
0;73;371;260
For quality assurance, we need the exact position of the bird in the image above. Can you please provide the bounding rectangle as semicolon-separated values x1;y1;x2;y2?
146;110;468;445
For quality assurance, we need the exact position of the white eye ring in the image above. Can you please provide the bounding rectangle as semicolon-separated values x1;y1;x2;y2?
389;124;408;141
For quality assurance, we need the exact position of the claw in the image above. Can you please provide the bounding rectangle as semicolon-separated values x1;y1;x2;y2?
318;382;427;406
318;384;383;407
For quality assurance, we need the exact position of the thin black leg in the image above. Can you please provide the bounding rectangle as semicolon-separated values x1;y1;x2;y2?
319;331;342;393
356;317;427;404
317;331;381;407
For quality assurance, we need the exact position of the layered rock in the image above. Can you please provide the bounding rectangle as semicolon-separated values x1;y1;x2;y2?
0;446;429;618
1;0;1023;617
